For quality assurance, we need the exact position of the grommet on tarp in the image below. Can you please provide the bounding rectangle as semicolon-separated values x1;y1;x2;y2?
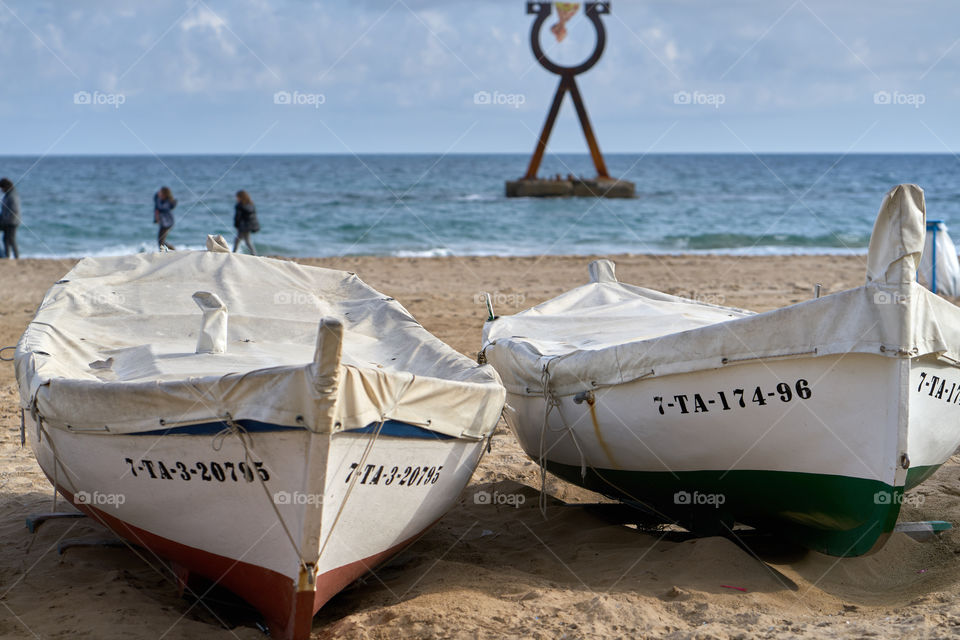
573;390;595;405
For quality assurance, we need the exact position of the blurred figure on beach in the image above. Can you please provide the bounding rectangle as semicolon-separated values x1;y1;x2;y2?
154;186;177;250
233;190;260;255
0;178;21;259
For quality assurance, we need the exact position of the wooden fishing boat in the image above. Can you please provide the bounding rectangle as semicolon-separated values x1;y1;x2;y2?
15;239;504;639
480;184;960;556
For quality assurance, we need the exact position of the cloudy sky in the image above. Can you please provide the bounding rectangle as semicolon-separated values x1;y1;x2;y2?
1;0;958;155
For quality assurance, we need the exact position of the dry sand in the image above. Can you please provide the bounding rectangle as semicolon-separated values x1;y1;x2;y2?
2;253;960;639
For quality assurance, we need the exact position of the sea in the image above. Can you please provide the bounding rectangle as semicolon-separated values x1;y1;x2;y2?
1;153;957;259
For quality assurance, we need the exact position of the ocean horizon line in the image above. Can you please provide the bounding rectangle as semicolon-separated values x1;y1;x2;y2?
0;151;957;159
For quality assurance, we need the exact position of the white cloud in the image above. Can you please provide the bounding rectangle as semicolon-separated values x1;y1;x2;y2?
180;6;236;57
0;0;958;152
180;6;226;34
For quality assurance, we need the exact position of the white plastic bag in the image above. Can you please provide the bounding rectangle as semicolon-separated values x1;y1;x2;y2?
918;220;960;296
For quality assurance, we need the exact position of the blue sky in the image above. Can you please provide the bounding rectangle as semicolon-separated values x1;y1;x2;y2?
1;0;958;154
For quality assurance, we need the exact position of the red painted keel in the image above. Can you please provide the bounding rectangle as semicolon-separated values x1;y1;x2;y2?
51;485;430;640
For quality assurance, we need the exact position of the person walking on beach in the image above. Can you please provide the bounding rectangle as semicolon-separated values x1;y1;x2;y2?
0;178;21;259
232;190;260;255
154;186;177;250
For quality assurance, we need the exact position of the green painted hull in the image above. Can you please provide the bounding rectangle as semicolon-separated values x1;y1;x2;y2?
545;461;938;557
905;464;940;491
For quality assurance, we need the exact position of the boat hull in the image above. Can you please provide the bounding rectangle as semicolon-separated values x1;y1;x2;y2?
505;352;960;556
26;415;484;638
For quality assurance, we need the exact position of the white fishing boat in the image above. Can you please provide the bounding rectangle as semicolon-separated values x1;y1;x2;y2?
481;184;960;557
15;238;504;640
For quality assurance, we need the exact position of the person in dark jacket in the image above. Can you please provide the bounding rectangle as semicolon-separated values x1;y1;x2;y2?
154;186;177;250
0;178;21;259
233;190;260;255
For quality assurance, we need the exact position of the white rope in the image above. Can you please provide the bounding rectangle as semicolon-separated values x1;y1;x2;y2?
534;364;679;527
316;418;385;564
317;374;417;565
33;406;240;631
43;418;59;511
220;416;311;580
35;414;72;512
538;361;588;516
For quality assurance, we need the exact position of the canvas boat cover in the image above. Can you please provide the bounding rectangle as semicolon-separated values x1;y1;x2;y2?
16;244;504;439
482;184;960;397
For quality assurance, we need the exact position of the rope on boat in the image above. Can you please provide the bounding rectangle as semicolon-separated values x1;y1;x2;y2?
39;418;60;512
35;407;237;631
316;418;385;566
220;415;312;581
316;374;416;568
536;364;679;528
31;391;69;512
538;361;588;516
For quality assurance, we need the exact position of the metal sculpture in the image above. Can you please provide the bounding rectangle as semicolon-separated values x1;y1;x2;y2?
524;1;610;180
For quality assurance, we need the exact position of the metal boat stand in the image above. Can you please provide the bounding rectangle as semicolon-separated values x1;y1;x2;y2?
894;520;952;542
57;538;128;556
25;511;86;534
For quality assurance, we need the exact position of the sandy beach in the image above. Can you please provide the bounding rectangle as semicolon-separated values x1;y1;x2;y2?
3;253;960;639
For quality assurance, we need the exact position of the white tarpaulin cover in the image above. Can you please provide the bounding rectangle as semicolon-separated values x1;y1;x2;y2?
482;184;960;397
16;249;505;439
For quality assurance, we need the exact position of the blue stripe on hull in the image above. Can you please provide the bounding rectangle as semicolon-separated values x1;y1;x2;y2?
132;418;453;440
343;420;454;440
133;419;301;437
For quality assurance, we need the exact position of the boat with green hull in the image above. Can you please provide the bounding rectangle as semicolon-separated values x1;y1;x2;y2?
481;184;960;557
